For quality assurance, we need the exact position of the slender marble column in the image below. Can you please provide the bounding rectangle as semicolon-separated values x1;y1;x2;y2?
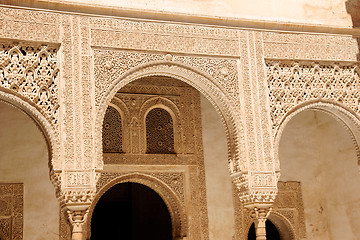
251;207;272;240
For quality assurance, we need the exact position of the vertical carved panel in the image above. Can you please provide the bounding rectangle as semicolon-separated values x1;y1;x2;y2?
146;108;175;154
0;183;23;240
103;106;123;153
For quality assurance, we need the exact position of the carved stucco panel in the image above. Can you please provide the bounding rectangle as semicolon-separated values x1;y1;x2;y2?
0;183;24;240
0;7;60;43
93;49;240;110
237;31;276;177
0;41;61;172
60;15;95;172
90;17;240;56
93;49;244;175
266;61;360;132
0;42;59;125
263;32;359;61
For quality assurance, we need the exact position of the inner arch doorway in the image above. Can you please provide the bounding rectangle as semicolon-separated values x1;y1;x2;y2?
90;182;172;240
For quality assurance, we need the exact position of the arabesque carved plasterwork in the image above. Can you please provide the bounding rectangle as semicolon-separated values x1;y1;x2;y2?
0;183;23;240
0;7;60;43
93;49;239;109
0;42;59;125
266;61;360;132
90;18;240;56
90;80;210;240
263;32;359;61
273;181;306;239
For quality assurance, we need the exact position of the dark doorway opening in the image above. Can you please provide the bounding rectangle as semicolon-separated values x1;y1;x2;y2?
91;182;172;240
248;220;281;240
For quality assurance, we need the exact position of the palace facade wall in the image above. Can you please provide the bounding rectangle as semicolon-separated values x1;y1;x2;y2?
0;1;359;239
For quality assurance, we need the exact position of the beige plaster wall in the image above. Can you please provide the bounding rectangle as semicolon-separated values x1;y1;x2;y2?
279;110;360;240
200;95;235;240
42;0;354;27
0;102;59;240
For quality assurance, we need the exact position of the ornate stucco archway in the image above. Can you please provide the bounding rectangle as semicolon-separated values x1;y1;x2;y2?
274;99;360;172
0;89;61;189
95;60;245;177
86;172;187;239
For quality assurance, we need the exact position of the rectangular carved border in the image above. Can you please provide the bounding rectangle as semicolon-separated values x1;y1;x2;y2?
0;183;23;240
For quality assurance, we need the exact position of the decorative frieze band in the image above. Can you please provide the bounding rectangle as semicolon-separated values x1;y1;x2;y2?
263;32;359;61
0;7;60;42
90;18;240;56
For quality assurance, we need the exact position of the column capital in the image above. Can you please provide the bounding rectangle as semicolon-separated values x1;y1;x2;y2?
248;206;272;240
66;205;90;240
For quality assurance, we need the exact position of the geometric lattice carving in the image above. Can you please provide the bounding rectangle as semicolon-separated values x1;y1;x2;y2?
0;183;23;240
103;106;123;153
146;108;174;154
0;43;59;124
266;61;360;131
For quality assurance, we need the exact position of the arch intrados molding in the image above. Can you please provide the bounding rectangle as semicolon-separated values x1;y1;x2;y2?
0;88;58;170
274;99;360;172
87;172;187;239
96;61;242;170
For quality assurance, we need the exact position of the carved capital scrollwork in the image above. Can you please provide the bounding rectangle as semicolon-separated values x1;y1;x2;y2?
60;189;95;240
249;207;272;240
66;205;90;240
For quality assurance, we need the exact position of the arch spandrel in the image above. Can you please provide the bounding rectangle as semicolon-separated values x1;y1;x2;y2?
266;60;360;172
0;41;61;170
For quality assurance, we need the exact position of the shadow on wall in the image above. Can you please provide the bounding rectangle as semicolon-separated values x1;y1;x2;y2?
346;0;360;60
